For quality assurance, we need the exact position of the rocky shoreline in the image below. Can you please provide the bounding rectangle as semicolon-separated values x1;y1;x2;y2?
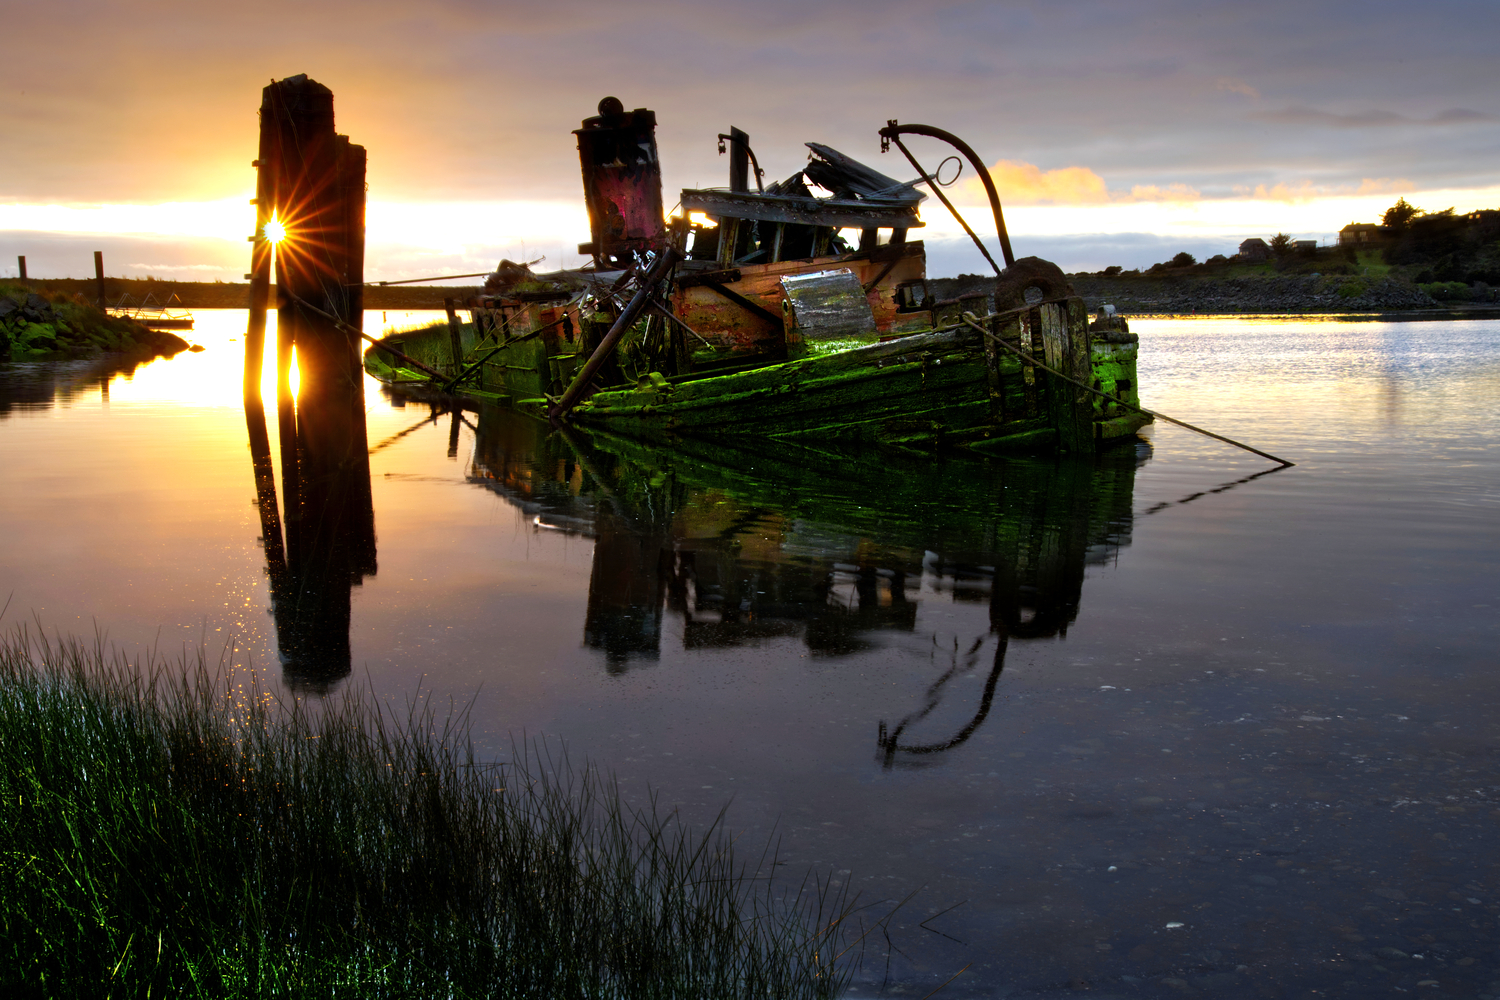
1066;273;1457;315
0;285;190;361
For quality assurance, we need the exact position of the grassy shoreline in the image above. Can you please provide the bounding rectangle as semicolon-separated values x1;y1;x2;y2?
0;627;860;998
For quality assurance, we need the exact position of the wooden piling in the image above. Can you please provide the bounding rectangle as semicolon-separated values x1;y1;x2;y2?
94;251;106;310
16;256;25;281
243;124;277;398
260;74;371;465
254;74;376;689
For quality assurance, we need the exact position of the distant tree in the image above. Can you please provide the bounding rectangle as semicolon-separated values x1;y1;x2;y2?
1269;233;1293;257
1385;206;1466;266
1170;252;1196;267
1102;265;1123;276
1382;197;1421;232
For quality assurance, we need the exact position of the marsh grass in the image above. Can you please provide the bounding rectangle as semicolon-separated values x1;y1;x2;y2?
0;626;864;998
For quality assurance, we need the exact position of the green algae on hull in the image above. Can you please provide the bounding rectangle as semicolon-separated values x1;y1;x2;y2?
365;298;1150;456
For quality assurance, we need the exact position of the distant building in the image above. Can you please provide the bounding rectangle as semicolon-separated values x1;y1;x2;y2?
1293;239;1317;251
1238;238;1270;261
1338;223;1385;246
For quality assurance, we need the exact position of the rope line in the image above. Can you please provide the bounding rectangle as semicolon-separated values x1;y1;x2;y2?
959;311;1294;467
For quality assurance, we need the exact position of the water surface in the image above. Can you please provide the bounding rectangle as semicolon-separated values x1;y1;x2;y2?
1;311;1497;998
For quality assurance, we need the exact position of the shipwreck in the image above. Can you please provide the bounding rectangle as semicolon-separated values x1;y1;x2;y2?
366;97;1151;455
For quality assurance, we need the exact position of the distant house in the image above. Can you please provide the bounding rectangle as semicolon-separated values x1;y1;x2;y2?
1293;239;1317;251
1238;238;1270;262
1338;223;1385;246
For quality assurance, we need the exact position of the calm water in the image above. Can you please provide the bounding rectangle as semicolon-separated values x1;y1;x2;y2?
2;310;1498;998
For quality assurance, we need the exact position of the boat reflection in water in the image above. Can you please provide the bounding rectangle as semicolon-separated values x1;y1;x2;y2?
245;382;377;693
460;401;1148;768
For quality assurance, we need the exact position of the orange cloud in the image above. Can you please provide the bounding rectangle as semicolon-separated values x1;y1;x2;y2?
971;161;1200;205
1355;177;1413;195
1231;177;1412;202
1119;183;1203;203
977;160;1110;205
1233;181;1321;203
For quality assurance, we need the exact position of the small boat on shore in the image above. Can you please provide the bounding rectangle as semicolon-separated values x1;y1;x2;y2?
106;292;195;330
366;98;1150;455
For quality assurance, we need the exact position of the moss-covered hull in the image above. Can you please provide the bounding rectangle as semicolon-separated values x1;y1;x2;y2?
368;313;1149;457
364;257;1151;457
568;309;1149;452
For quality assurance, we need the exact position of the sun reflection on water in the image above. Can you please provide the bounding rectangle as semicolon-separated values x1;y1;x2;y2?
93;309;443;409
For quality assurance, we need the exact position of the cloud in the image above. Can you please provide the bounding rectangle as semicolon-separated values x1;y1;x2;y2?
3;0;1499;225
1215;77;1260;100
1119;184;1203;203
1252;105;1496;127
1432;108;1495;124
1355;177;1412;195
979;160;1110;204
970;161;1199;206
1230;177;1412;202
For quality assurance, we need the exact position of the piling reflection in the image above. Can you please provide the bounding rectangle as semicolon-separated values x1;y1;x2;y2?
245;384;376;693
463;405;1146;763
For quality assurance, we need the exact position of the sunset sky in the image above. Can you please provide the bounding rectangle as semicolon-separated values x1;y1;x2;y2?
2;0;1495;281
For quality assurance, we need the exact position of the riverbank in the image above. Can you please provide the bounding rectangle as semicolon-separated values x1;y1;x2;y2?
31;272;1497;322
1067;273;1455;315
930;270;1476;317
25;277;476;311
0;282;189;360
0;627;855;998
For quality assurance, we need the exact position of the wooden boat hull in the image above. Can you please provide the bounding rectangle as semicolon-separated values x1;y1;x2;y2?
364;254;1151;456
367;316;1150;455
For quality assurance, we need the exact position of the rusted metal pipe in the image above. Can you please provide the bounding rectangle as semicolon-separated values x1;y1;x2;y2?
548;247;682;421
886;135;1000;275
880;121;1015;269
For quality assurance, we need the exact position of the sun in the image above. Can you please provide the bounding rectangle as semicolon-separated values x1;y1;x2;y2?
263;216;286;243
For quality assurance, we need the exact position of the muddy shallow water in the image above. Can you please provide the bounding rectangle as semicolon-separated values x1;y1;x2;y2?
1;311;1497;998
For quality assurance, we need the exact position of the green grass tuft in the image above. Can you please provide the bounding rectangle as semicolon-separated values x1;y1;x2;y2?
0;626;864;998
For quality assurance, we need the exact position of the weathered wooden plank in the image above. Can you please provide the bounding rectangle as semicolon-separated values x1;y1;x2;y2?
803;143;924;204
680;189;923;230
699;281;783;327
671;243;925;352
675;268;742;289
